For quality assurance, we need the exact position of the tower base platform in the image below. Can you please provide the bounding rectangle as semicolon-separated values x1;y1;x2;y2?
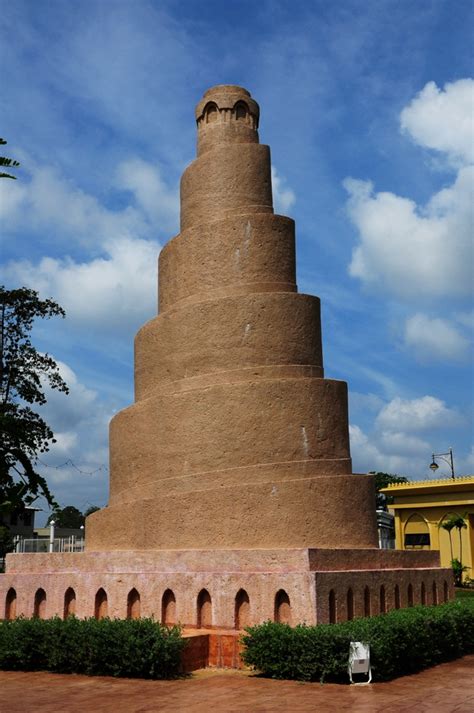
1;547;453;628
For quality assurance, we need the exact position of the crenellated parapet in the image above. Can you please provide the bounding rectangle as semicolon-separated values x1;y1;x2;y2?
195;85;260;155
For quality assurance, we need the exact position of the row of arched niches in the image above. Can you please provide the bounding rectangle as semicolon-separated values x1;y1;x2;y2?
197;101;258;130
4;580;450;626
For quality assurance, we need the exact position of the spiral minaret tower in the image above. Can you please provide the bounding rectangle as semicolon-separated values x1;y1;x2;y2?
87;85;378;551
2;86;451;635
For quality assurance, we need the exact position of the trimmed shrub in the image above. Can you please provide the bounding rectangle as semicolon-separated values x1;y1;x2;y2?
242;599;474;682
0;616;185;679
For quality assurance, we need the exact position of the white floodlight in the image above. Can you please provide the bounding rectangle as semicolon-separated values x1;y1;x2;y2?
348;641;372;685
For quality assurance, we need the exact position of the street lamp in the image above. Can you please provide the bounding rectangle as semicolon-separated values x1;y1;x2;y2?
429;447;455;480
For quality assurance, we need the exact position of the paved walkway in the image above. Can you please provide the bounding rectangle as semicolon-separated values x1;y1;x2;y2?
1;656;473;713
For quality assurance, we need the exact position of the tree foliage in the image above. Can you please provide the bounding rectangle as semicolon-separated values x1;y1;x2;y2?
45;504;101;528
0;139;20;180
439;513;468;585
0;286;68;513
0;525;15;572
370;471;409;509
440;517;455;561
47;505;85;528
84;504;100;517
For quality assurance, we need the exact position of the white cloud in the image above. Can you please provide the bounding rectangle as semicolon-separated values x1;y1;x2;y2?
404;312;471;362
455;310;474;330
349;424;413;474
0;163;143;248
350;397;463;476
116;158;179;233
400;79;474;166
4;237;159;333
1;154;181;335
378;430;430;456
349;391;385;414
344;166;473;299
52;431;79;454
357;366;401;400
1;155;177;249
271;166;296;214
345;78;474;301
375;395;460;432
40;360;98;432
457;445;474;475
34;360;112;512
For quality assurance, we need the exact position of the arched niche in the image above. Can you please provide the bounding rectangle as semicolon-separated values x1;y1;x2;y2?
161;589;176;626
127;588;140;620
380;585;386;614
274;589;291;625
34;588;46;619
63;587;76;619
364;586;371;617
329;589;336;624
432;581;438;605
421;582;426;605
95;588;108;620
234;589;250;630
438;511;463;528
234;101;249;122
404;513;430;549
394;584;401;609
5;588;17;620
204;102;218;124
197;589;212;629
407;583;414;607
346;588;354;621
443;580;449;603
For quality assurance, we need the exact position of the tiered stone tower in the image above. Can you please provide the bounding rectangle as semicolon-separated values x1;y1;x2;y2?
1;86;451;635
87;85;377;553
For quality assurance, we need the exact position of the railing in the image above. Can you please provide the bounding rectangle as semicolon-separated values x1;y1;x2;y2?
13;536;85;553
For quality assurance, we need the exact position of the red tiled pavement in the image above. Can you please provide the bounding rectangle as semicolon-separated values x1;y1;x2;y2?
0;656;473;713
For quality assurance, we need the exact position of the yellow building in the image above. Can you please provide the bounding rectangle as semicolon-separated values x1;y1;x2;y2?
380;476;474;582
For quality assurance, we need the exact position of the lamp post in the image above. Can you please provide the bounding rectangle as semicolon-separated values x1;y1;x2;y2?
429;447;455;480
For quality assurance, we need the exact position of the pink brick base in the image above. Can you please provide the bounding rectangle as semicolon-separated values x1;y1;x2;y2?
181;630;245;670
1;548;453;633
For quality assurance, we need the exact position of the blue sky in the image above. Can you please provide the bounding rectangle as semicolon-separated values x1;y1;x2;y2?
1;0;473;524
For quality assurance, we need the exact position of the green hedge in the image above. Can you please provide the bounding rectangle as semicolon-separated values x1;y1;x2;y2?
242;599;474;682
0;616;185;679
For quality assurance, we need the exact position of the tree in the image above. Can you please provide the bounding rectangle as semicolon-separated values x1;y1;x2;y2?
0;138;20;179
451;558;468;587
47;505;84;529
0;286;69;513
440;513;467;565
439;518;455;562
439;513;468;586
370;472;409;510
0;525;15;573
84;505;100;517
451;514;467;572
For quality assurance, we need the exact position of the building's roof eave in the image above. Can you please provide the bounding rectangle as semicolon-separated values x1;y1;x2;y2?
380;474;474;496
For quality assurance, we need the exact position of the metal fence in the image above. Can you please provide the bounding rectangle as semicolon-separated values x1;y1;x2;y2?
13;536;85;553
